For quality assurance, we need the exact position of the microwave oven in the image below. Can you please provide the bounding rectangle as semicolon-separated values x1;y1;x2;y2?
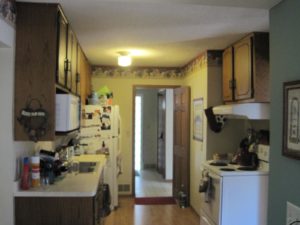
55;94;80;132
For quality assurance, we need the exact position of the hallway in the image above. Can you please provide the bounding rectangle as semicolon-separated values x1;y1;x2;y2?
135;169;172;197
104;197;199;225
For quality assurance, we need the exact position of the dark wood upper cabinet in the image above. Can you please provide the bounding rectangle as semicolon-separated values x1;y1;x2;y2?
14;2;89;141
222;32;269;103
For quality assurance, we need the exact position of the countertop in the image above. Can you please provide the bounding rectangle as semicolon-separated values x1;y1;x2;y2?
14;154;107;197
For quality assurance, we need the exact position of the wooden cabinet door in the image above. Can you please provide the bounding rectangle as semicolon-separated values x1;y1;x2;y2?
222;47;234;101
76;44;81;95
173;86;190;205
234;36;253;100
79;47;91;104
70;31;78;93
57;12;67;86
157;90;166;178
15;197;94;225
66;28;73;90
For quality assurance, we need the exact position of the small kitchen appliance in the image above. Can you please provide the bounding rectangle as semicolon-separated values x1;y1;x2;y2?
55;94;80;132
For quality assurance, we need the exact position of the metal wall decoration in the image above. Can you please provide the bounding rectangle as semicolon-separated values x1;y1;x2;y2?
193;98;204;141
0;0;16;25
17;98;49;142
283;80;300;160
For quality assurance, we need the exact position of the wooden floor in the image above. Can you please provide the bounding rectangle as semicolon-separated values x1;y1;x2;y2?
104;197;199;225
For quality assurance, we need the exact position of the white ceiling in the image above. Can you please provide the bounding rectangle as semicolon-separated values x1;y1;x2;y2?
17;0;282;67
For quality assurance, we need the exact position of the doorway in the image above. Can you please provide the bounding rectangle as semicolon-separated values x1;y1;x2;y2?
134;87;173;198
132;85;190;203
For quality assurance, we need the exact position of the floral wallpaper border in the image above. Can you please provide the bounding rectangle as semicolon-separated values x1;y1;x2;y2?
0;0;16;25
92;50;222;79
92;66;184;79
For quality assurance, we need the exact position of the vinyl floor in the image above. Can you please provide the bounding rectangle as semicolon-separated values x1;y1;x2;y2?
135;169;172;197
104;197;200;225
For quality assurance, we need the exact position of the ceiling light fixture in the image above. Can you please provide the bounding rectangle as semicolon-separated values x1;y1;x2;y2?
117;51;132;67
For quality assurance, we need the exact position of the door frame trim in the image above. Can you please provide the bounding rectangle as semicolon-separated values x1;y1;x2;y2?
132;85;179;197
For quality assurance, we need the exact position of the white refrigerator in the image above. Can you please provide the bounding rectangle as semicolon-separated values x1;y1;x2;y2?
80;105;121;210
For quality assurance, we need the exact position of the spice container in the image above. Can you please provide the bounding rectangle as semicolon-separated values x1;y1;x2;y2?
31;156;40;188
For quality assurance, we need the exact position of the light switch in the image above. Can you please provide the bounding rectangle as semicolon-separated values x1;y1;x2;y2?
287;202;300;225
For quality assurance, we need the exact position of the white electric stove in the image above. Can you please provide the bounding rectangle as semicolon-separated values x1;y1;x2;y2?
200;145;270;225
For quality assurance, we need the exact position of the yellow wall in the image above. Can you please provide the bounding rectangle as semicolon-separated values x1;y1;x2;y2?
92;54;213;214
183;59;208;214
92;52;248;215
92;76;183;193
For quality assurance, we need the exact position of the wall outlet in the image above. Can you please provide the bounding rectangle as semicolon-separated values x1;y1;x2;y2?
287;202;300;225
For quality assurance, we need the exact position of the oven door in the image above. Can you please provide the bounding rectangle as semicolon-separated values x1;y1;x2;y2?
200;172;222;225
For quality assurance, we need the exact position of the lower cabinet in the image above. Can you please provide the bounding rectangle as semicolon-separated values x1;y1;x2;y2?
15;195;103;225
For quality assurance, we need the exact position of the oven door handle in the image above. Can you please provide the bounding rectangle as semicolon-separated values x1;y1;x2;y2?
208;172;221;181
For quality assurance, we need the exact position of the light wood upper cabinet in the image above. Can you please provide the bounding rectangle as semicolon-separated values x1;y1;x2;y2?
222;33;269;103
234;36;252;101
222;47;234;102
76;44;81;96
57;13;68;87
78;47;92;105
69;29;78;93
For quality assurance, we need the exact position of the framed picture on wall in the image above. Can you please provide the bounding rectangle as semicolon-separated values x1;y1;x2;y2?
193;98;203;142
283;80;300;160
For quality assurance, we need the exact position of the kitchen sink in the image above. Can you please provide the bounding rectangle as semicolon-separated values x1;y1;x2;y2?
79;162;98;173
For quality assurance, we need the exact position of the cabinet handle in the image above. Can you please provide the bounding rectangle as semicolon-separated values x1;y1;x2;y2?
64;59;68;72
64;59;71;72
68;61;71;72
229;80;233;89
232;79;236;89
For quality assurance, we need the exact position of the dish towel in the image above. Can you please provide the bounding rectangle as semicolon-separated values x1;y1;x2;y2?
205;177;212;203
199;170;209;193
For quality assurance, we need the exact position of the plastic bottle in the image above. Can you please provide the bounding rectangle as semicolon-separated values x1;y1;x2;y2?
31;156;40;188
20;157;30;190
101;141;109;155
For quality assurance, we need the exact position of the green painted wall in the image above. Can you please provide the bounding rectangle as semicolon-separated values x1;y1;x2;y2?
269;0;300;224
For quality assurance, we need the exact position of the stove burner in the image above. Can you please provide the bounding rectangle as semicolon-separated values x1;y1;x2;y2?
220;168;235;171
238;166;257;171
210;162;228;166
